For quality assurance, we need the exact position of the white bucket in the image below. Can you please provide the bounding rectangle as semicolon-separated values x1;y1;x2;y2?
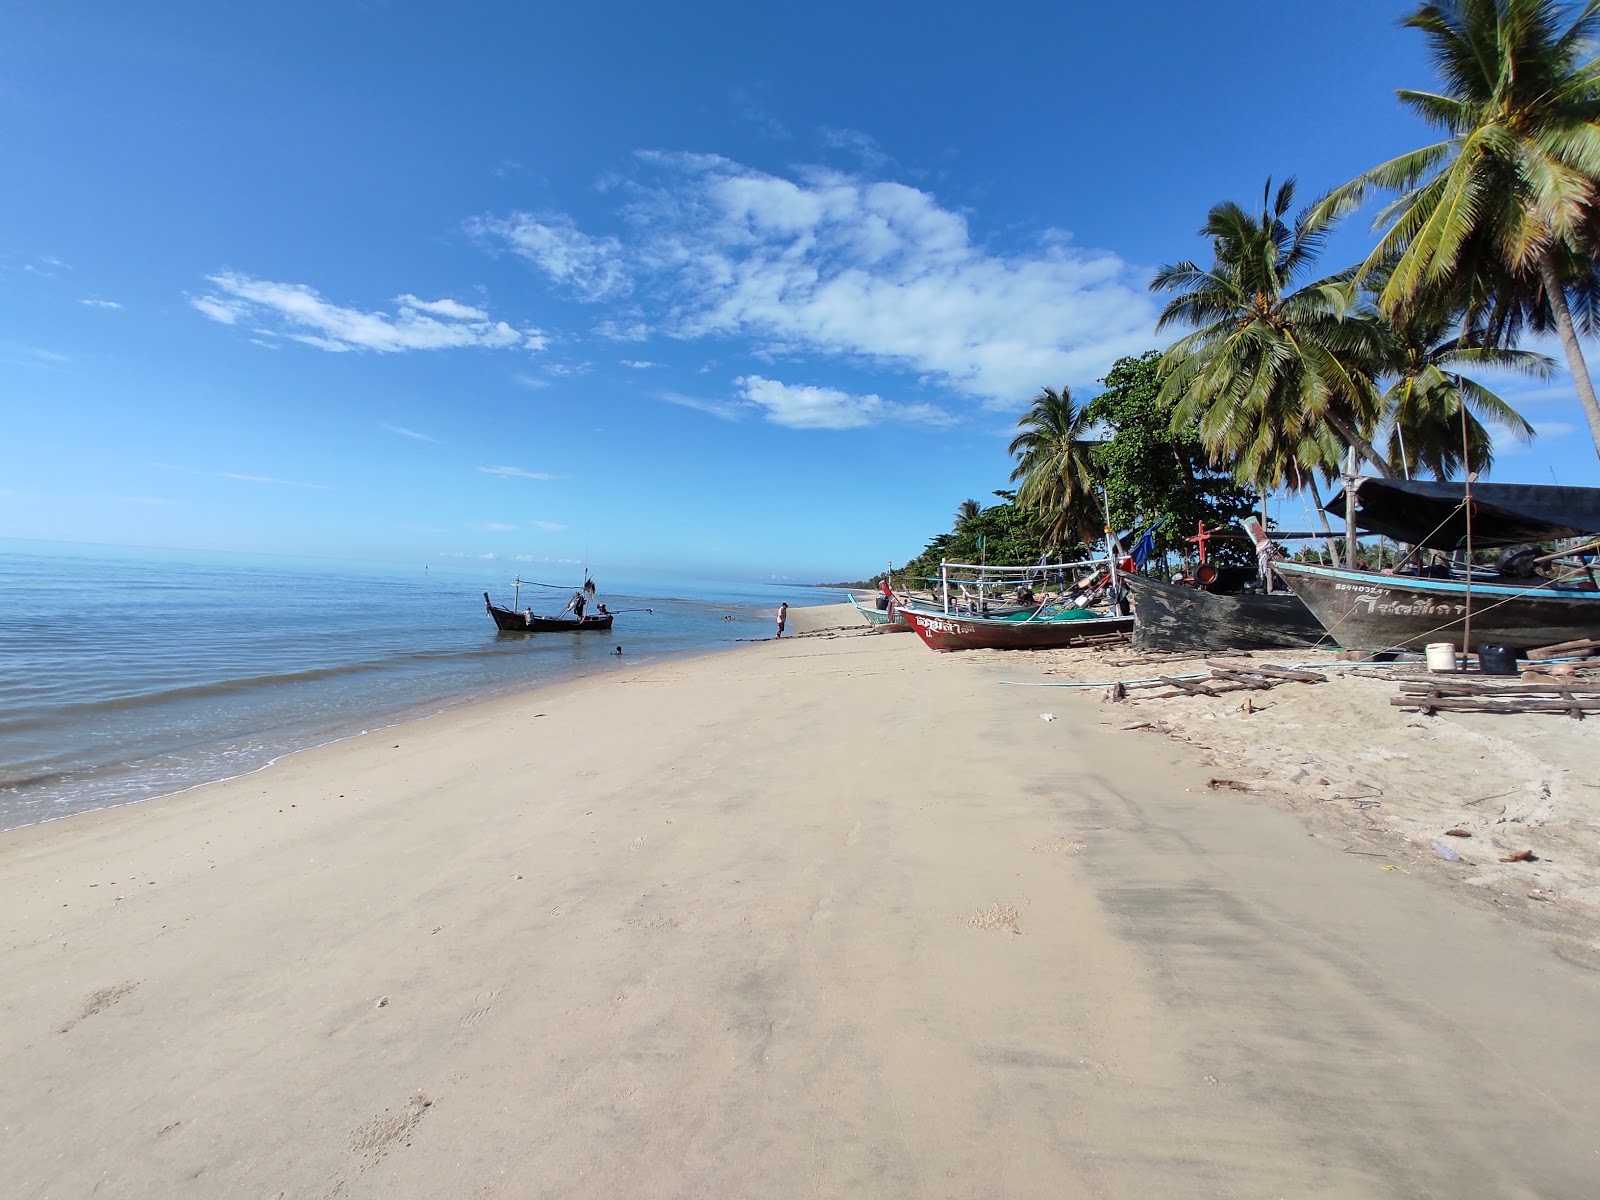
1425;642;1458;672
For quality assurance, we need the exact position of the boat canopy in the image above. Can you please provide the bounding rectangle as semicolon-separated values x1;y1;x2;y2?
1326;477;1600;549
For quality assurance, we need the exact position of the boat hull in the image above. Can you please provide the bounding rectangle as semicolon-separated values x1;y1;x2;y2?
485;595;615;633
901;607;1132;652
1125;574;1326;653
848;595;911;631
1271;563;1600;652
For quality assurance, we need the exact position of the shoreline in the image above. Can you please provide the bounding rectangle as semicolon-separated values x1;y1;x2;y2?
7;612;1596;1198
0;600;859;837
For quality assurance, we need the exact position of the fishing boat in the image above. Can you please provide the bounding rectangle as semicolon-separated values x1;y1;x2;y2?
847;592;911;631
1125;573;1326;653
483;594;615;633
1267;564;1600;652
1270;477;1600;652
901;605;1133;652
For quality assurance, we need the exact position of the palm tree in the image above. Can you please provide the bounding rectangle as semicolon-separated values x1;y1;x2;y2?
1007;386;1101;549
1318;0;1600;461
1152;178;1392;485
1373;299;1548;476
953;498;982;531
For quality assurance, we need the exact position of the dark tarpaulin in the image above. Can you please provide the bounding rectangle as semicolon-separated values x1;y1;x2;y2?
1324;477;1600;549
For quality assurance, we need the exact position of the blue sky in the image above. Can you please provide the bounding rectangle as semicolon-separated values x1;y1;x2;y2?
3;1;1596;581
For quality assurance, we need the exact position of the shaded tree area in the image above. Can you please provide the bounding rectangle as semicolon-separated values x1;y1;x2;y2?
1086;353;1260;569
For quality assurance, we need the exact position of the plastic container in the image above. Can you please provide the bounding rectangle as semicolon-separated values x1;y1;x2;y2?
1425;642;1458;672
1478;643;1520;675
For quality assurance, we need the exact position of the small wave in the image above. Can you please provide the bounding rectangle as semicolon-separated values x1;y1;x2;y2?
0;644;516;734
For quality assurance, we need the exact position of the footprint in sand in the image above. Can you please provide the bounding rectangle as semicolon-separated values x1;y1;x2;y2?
459;989;500;1030
1032;838;1086;854
59;981;138;1033
966;902;1022;935
349;1093;434;1157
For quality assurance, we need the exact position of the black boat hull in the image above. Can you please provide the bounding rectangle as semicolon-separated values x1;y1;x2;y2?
484;595;615;633
1125;574;1327;653
1272;563;1600;652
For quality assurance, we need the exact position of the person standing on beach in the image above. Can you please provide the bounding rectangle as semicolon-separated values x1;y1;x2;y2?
775;603;788;638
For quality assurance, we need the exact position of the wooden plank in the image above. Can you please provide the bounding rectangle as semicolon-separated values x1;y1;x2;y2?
1397;679;1600;697
1158;675;1218;697
1525;637;1600;661
1391;695;1600;715
1216;661;1326;683
1206;667;1276;690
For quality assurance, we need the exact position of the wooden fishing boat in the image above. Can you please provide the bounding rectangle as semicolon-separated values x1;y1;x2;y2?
1269;563;1600;652
847;593;911;631
484;594;615;633
1125;573;1326;653
901;605;1132;652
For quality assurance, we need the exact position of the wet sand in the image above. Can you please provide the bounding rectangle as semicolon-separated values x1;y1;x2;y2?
3;611;1598;1198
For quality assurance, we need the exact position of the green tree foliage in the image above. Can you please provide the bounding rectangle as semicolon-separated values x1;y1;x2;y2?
1319;0;1600;461
1086;353;1260;569
1007;386;1102;548
898;493;1061;585
1152;179;1390;483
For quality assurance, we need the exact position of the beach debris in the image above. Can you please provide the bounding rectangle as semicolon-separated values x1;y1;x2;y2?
1206;778;1253;792
1444;828;1472;837
1040;712;1056;721
1431;841;1465;862
376;996;390;1009
1527;889;1553;901
1525;636;1600;661
1499;849;1538;862
1393;677;1600;719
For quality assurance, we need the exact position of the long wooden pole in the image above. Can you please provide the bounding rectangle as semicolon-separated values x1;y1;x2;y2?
1343;447;1358;569
1462;409;1473;658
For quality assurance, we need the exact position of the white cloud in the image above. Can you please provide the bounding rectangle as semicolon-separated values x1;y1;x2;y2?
485;522;516;532
476;153;1158;406
531;520;567;532
477;465;559;480
1534;421;1577;439
191;272;542;354
219;472;331;490
467;212;629;301
397;294;486;320
81;298;123;309
735;374;955;430
620;359;658;369
383;423;439;443
512;371;552;390
820;127;891;172
658;390;747;421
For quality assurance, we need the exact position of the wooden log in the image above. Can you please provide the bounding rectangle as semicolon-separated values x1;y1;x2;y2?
1206;667;1276;690
1391;695;1600;715
1397;678;1600;697
1525;637;1600;661
1159;675;1218;697
1214;661;1326;683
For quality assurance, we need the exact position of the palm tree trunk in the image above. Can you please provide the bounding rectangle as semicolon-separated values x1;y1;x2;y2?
1306;478;1342;564
1539;252;1600;464
1322;414;1393;479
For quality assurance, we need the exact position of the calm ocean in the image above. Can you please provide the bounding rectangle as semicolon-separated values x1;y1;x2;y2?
0;540;833;831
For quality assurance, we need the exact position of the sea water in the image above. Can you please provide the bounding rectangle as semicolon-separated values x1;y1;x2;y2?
0;540;829;831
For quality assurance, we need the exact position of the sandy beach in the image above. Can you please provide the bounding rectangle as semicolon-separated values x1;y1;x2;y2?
5;605;1599;1198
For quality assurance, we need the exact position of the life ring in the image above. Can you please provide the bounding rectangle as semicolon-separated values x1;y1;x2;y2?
1195;564;1218;587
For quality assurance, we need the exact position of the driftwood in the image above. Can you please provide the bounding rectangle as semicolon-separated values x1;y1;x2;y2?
1159;675;1219;697
1525;637;1600;661
1209;662;1324;681
1392;693;1596;717
1397;678;1600;697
